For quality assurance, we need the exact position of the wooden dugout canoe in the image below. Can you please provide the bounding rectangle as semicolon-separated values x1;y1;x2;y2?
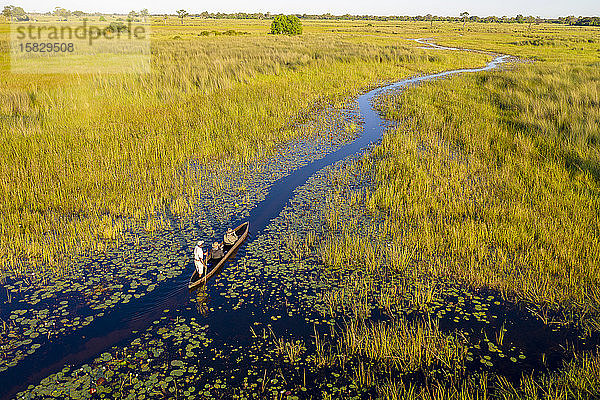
188;221;249;292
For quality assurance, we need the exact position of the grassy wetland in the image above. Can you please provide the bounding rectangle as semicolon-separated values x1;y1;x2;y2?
1;13;600;400
0;17;488;277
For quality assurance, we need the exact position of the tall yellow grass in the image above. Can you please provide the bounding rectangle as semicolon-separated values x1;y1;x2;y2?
320;30;600;327
0;20;489;277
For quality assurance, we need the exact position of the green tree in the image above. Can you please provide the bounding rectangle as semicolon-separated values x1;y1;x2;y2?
176;9;188;25
53;7;71;20
2;5;14;19
13;6;26;20
525;15;535;29
270;15;302;35
565;15;577;25
460;11;469;28
3;5;26;20
140;8;149;22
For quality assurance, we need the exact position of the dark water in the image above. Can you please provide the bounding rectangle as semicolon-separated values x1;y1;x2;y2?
1;47;515;399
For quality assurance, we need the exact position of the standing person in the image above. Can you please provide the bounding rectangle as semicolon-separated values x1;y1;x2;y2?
194;241;206;276
224;228;238;246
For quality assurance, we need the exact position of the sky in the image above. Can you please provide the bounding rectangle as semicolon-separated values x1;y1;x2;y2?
2;0;598;18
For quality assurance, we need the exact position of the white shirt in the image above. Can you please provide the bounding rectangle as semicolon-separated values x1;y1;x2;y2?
194;245;204;261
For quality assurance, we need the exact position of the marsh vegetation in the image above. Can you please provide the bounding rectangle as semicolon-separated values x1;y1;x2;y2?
0;18;487;278
1;16;599;400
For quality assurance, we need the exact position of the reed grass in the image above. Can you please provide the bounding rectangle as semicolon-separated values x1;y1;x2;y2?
0;20;489;278
339;317;467;374
369;60;600;327
308;315;469;396
378;350;600;400
275;338;306;364
315;22;599;398
320;36;600;327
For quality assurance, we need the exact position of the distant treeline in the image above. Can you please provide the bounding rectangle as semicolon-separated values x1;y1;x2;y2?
184;12;598;26
572;16;600;26
4;6;598;26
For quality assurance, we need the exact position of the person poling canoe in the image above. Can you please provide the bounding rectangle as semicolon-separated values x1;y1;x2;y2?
193;240;206;276
189;222;249;292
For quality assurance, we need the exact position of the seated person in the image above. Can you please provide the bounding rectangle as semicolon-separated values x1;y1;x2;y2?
210;241;224;259
223;228;238;246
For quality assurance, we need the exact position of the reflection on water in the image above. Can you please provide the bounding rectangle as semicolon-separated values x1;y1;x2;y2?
195;290;210;316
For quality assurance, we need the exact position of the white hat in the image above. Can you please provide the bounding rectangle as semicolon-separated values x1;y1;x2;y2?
197;240;204;246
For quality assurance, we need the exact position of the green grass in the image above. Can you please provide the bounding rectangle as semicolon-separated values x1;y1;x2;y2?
0;19;490;277
313;20;600;399
319;23;600;328
378;350;600;400
339;317;467;374
2;17;599;398
367;61;600;327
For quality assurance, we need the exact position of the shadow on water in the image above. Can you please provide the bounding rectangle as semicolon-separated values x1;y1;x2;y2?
1;44;513;399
